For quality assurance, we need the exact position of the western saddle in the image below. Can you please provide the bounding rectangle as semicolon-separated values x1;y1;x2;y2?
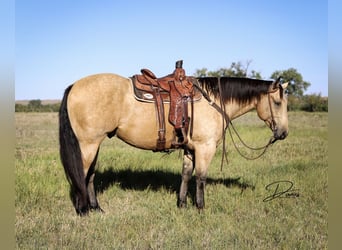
132;60;199;151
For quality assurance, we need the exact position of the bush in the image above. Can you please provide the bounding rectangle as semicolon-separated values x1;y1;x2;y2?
287;96;303;111
287;94;328;112
301;94;328;112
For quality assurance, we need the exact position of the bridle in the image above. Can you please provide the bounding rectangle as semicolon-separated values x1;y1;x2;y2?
266;87;280;134
193;78;282;170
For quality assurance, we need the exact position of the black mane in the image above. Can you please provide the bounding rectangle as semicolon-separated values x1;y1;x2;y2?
196;77;274;105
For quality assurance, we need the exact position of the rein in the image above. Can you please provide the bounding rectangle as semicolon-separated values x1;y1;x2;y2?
193;78;278;170
228;88;279;160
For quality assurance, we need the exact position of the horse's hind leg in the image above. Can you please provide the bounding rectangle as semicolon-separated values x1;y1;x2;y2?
79;140;104;214
178;147;194;208
85;149;104;212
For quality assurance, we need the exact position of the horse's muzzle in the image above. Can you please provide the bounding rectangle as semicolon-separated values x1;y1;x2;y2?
273;129;288;140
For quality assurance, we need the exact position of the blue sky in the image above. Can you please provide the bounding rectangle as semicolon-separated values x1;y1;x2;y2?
15;0;327;100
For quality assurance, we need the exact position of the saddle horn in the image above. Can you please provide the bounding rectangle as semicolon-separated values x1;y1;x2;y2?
175;60;183;69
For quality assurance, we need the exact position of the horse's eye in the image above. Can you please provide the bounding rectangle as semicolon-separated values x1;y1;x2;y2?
274;101;281;106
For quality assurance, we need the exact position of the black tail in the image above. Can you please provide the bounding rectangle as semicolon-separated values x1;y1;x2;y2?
59;85;88;215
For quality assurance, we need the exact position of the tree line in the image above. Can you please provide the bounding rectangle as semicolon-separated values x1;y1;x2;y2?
15;99;60;112
15;61;327;112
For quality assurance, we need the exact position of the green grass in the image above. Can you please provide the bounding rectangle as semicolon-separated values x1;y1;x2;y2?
15;111;327;249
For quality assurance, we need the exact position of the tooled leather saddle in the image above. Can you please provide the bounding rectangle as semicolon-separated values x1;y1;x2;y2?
132;60;201;151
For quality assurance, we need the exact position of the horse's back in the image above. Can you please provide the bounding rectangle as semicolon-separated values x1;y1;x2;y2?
69;73;130;102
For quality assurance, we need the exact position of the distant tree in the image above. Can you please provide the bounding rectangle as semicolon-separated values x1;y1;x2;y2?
195;68;209;77
270;68;310;97
194;60;262;79
249;70;262;79
28;99;42;108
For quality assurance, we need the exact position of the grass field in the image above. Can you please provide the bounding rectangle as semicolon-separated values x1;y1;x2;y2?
15;111;327;249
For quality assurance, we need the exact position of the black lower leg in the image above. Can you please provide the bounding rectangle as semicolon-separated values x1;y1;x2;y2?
74;189;89;216
196;176;206;209
85;156;104;213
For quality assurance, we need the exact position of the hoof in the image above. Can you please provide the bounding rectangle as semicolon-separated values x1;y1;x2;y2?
195;202;205;211
177;198;187;208
76;206;89;216
197;207;204;214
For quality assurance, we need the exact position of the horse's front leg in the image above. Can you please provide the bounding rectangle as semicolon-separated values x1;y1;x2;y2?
194;143;216;210
196;175;207;210
178;147;194;208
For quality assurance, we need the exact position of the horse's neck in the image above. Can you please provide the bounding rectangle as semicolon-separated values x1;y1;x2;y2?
225;100;257;120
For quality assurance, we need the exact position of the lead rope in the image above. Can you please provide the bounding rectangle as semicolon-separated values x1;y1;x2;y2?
217;78;229;170
228;124;275;160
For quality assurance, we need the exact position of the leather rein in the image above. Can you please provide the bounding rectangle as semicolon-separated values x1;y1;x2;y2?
193;78;279;170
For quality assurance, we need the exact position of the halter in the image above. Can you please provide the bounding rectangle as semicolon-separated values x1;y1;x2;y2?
193;78;281;170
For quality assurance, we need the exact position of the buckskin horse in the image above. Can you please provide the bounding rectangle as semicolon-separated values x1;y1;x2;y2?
59;65;289;216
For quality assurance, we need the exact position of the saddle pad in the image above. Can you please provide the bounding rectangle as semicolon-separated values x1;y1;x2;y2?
132;81;202;103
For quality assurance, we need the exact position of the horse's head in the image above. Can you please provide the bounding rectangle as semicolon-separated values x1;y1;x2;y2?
256;78;289;141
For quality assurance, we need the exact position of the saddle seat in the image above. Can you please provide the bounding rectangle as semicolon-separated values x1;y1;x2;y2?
135;68;172;91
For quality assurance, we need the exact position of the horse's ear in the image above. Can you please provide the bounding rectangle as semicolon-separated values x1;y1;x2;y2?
272;77;282;89
272;77;289;90
281;82;289;89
